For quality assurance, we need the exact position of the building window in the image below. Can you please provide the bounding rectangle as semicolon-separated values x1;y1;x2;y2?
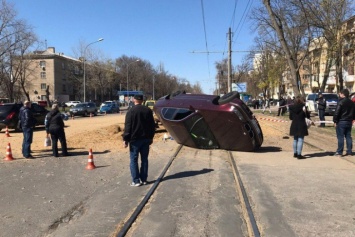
62;62;65;70
40;72;46;79
74;66;79;75
41;83;46;90
39;61;46;67
62;84;66;93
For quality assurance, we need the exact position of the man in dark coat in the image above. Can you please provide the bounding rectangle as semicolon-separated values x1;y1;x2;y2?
123;94;156;187
333;89;355;157
45;104;69;157
19;101;37;159
317;92;326;127
289;95;310;159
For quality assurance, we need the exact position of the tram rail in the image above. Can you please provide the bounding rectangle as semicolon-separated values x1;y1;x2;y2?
114;145;261;237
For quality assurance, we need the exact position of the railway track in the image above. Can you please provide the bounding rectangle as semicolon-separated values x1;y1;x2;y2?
113;145;261;237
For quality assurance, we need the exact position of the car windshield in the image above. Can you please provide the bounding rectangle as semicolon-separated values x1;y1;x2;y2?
323;94;338;101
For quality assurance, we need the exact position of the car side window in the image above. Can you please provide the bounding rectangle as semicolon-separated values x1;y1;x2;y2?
162;108;193;121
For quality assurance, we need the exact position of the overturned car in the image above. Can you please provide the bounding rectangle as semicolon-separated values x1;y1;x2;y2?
153;91;263;152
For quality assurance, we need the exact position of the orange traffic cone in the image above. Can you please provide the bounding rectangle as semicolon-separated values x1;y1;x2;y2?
86;148;96;170
5;126;10;137
4;143;14;161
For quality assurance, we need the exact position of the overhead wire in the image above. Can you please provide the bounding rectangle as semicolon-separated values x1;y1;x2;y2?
200;0;211;81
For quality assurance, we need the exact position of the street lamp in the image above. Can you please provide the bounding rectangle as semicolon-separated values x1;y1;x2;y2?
83;38;104;102
126;60;140;100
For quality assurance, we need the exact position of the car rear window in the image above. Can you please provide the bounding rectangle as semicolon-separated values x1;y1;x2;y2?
0;104;15;114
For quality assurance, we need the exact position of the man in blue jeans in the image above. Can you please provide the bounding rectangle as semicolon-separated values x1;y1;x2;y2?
333;89;355;157
19;101;37;159
123;94;156;186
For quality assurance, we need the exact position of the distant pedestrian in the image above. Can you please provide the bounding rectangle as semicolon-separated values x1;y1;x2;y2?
317;92;326;127
277;96;286;116
19;101;37;159
45;104;70;157
333;89;355;157
289;95;310;159
123;94;156;187
262;96;271;114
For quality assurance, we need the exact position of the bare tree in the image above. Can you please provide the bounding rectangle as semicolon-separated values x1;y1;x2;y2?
0;0;37;101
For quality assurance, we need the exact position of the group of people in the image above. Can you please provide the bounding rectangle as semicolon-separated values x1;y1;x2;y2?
19;101;69;159
19;96;156;188
289;89;355;159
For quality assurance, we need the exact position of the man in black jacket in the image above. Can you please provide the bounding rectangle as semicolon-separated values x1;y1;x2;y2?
45;104;69;157
19;101;37;159
123;94;156;187
333;89;355;157
317;93;326;127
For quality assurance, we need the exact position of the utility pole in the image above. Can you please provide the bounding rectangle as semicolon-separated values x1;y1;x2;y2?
228;27;232;93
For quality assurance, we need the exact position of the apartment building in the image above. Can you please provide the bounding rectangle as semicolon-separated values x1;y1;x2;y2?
24;47;82;103
342;15;355;92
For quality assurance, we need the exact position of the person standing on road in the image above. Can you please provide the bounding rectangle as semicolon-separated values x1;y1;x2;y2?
317;92;326;127
333;89;355;157
262;96;272;114
45;104;70;157
123;94;156;187
19;101;37;159
289;95;310;159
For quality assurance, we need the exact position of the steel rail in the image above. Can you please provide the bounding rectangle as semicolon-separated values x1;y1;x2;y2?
115;144;183;237
228;151;261;237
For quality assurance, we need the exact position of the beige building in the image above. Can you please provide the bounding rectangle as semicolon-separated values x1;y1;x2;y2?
24;47;82;103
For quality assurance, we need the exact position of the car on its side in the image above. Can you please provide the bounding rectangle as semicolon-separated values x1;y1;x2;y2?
69;102;98;117
0;103;49;131
306;93;338;115
153;91;263;152
99;102;120;114
65;101;81;107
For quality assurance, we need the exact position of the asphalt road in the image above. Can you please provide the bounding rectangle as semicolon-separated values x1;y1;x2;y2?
1;113;355;237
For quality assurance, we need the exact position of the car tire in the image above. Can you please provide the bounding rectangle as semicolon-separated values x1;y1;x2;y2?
218;91;240;105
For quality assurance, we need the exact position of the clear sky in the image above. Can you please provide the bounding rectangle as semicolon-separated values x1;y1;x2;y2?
9;0;257;94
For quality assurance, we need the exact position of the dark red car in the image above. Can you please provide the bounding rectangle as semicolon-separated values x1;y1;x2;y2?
153;91;263;151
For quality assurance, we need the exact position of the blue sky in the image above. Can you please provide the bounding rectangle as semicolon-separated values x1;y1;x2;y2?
9;0;257;94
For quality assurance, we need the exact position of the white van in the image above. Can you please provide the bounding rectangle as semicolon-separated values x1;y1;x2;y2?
305;93;338;115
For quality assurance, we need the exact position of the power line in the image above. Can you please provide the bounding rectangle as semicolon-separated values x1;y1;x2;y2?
200;0;211;80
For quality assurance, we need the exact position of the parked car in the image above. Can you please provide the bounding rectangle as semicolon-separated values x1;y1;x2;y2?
65;101;81;107
69;102;98;117
153;91;263;152
144;100;156;110
99;103;120;114
306;93;338;115
0;103;49;131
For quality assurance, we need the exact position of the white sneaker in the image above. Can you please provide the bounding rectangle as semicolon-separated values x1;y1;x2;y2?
130;182;141;187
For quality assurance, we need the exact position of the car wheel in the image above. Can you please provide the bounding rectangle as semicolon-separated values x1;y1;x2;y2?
218;91;240;105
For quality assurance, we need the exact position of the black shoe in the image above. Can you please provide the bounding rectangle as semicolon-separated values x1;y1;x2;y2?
297;155;306;159
333;153;342;157
344;153;352;157
293;153;297;158
25;155;34;159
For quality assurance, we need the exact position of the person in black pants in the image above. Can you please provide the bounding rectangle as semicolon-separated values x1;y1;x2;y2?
45;104;70;157
317;93;326;127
